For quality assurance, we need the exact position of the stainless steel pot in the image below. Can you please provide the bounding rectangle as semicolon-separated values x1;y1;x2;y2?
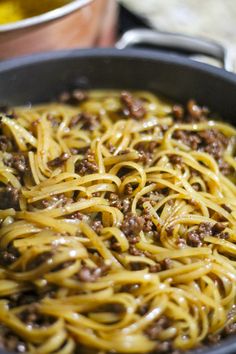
0;0;117;59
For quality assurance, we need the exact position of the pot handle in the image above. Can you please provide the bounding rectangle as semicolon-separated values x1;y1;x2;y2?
116;28;233;72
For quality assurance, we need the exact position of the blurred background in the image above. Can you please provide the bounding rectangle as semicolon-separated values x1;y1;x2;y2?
0;0;235;70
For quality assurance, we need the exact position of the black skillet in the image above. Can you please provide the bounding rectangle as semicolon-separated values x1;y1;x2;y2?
0;26;236;354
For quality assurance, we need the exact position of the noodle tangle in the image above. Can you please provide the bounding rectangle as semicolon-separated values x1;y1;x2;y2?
0;90;236;353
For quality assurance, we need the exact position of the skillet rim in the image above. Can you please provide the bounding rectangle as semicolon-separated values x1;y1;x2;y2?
0;47;235;84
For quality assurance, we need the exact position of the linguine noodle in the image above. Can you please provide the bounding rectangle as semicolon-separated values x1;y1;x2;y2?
0;90;236;353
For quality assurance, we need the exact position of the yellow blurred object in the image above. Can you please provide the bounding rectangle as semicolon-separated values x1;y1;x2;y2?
0;0;71;25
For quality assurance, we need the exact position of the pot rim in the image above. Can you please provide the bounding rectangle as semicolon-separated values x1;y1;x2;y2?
0;0;93;33
0;47;235;82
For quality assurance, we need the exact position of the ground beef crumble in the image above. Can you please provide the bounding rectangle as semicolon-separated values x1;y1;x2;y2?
173;99;209;123
186;222;229;247
27;251;54;270
121;213;145;244
59;89;88;105
4;153;29;174
18;305;54;328
75;150;98;176
69;112;99;130
108;192;131;213
0;325;27;353
121;91;146;119
0;247;19;267
41;194;72;209
0;135;12;151
77;262;110;282
0;184;20;210
48;152;70;168
173;128;231;174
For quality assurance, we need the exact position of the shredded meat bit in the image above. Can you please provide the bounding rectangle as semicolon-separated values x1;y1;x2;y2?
0;325;27;353
48;152;70;168
138;303;149;315
137;150;153;165
205;333;221;345
187;99;207;121
18;305;54;329
108;193;131;213
121;91;146;119
173;99;209;123
136;141;159;154
173;127;231;175
0;135;12;151
223;306;236;335
121;213;144;243
46;114;60;128
124;183;133;195
27;251;54;270
68;211;84;220
91;220;103;234
222;204;232;213
140;209;156;233
0;184;19;210
59;89;88;105
77;263;110;282
172;104;184;120
146;316;170;340
0;247;19;267
69;112;99;130
134;141;159;164
187;222;228;247
41;194;72;209
129;245;143;256
76;150;98;176
4;153;28;173
169;154;182;165
149;258;172;273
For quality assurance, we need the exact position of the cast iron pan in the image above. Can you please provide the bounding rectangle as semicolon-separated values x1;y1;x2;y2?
0;47;236;354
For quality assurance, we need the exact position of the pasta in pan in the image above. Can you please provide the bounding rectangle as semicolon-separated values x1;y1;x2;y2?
0;90;236;354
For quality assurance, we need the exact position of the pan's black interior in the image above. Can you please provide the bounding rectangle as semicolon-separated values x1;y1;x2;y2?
0;49;236;354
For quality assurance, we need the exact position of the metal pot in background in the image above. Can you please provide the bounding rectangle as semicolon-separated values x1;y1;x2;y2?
0;0;118;59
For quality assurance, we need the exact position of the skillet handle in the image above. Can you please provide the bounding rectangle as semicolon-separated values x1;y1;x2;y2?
116;28;233;72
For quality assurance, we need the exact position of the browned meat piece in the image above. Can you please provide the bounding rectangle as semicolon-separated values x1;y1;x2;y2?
121;91;146;119
0;325;27;353
91;220;103;234
77;263;109;282
149;258;172;273
169;154;183;165
145;316;170;340
121;213;145;242
76;150;98;176
4;153;28;174
186;222;228;247
48;152;70;168
0;184;19;210
69;112;99;130
108;193;131;213
173;127;231;175
0;135;12;151
128;245;143;256
59;89;88;105
27;251;54;270
173;99;209;123
172;104;184;120
0;247;19;266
